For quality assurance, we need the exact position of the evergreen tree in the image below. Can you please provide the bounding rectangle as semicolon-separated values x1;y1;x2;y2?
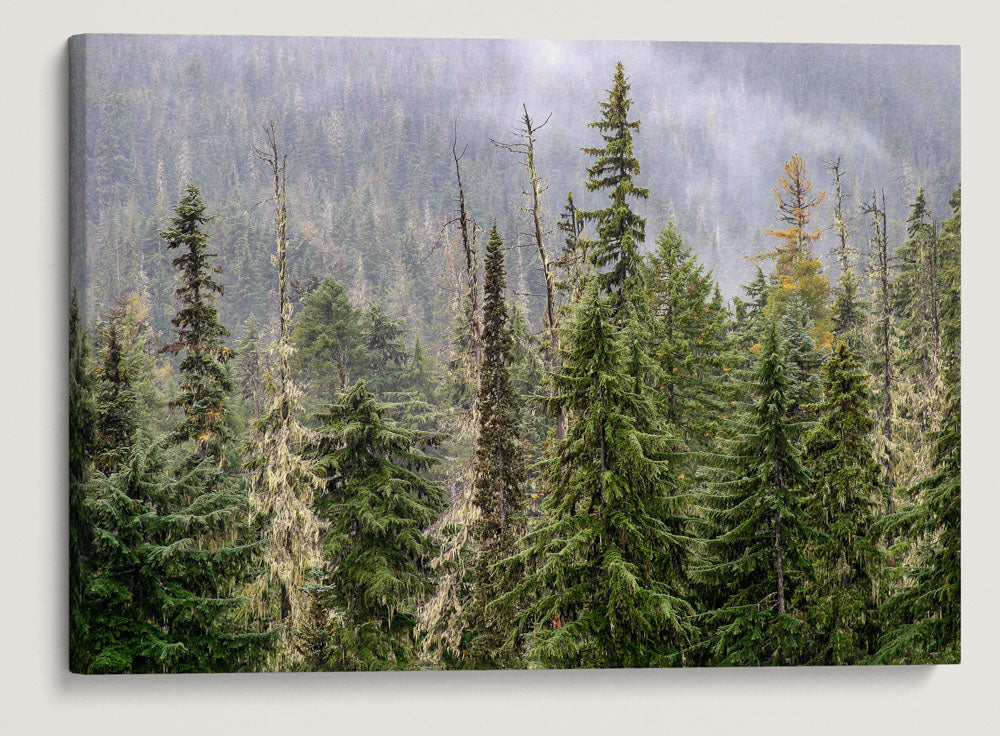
291;275;365;400
648;222;735;455
69;292;97;672
579;62;649;307
496;286;693;669
159;184;233;463
94;319;141;474
80;440;271;673
304;381;446;670
361;301;409;395
464;225;526;667
873;185;960;664
777;292;824;422
799;342;884;664
694;322;816;666
235;315;267;417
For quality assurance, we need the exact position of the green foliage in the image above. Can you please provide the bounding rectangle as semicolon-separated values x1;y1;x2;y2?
69;291;97;672
305;381;446;670
496;287;694;669
648;222;736;455
799;342;884;665
160;184;234;462
78;440;272;673
291;275;366;401
579;62;649;305
463;225;527;668
694;322;817;666
873;186;960;665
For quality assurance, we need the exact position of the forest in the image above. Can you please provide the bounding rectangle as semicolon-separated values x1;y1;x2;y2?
68;37;960;672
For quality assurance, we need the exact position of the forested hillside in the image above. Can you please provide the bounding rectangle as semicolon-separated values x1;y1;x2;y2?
69;37;960;672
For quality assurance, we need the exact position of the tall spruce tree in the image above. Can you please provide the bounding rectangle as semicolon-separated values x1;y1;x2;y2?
69;292;97;672
464;225;526;667
579;62;649;308
303;381;446;670
159;184;233;464
694;321;816;666
495;285;693;669
799;342;884;665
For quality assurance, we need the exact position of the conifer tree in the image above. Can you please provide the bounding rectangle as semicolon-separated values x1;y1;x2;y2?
291;275;365;400
69;292;96;672
159;184;233;463
579;62;649;308
555;191;588;307
694;321;816;666
760;154;830;340
94;319;141;474
245;126;322;665
777;292;824;422
496;285;693;668
826;159;866;349
80;440;271;673
647;222;735;454
874;185;960;664
464;225;526;667
799;342;884;665
304;381;446;670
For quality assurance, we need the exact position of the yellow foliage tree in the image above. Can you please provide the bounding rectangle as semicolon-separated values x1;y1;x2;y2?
758;154;831;342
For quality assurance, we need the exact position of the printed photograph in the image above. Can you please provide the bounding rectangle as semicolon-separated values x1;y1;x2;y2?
68;35;960;673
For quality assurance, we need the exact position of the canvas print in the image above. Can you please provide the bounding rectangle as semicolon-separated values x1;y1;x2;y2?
68;35;960;673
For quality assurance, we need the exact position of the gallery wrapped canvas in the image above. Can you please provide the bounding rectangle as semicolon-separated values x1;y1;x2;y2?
68;34;960;673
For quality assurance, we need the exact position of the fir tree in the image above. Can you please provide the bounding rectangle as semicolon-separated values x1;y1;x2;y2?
799;342;884;664
81;440;271;673
464;225;526;667
777;292;824;422
579;62;649;308
159;184;233;463
94;319;141;474
496;286;693;669
291;275;365;400
648;222;735;455
305;381;446;670
694;321;816;666
235;316;267;417
69;291;97;672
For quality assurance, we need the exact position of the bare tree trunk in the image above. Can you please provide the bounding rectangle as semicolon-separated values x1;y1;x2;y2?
863;190;894;509
492;106;565;439
451;128;483;388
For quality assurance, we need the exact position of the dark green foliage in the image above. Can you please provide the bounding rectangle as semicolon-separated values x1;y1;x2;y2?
496;287;694;669
694;322;817;666
831;267;866;350
69;291;97;672
306;381;446;670
79;440;272;673
94;319;141;474
778;292;824;422
799;342;884;665
579;62;650;305
160;184;234;462
291;275;365;400
464;225;527;668
648;222;736;454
